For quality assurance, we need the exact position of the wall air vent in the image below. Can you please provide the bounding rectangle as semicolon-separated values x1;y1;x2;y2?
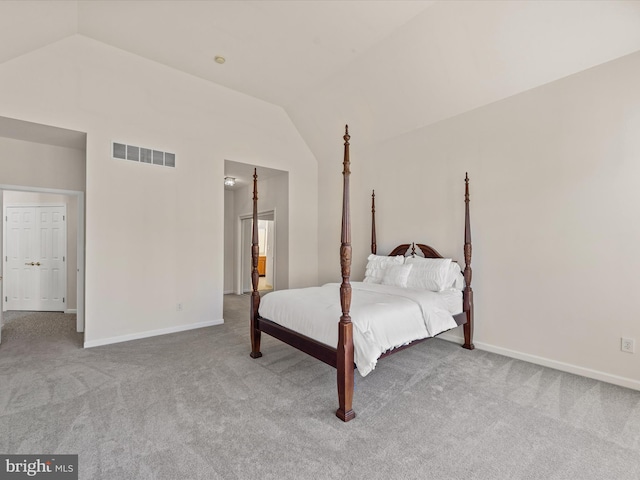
112;142;175;168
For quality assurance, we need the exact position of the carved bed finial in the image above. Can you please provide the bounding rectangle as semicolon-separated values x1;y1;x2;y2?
411;242;416;257
343;125;351;176
465;172;470;203
371;190;376;255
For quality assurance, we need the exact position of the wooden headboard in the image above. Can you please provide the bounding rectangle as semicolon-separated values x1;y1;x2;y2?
387;243;444;258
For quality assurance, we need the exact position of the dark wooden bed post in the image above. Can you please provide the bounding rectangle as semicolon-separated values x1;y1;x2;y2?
371;190;377;255
250;168;263;359
336;125;356;422
462;173;475;350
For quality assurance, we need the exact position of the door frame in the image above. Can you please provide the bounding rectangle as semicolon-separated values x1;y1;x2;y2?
0;184;85;333
237;209;276;295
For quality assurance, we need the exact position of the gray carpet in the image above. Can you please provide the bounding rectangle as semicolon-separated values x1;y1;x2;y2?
1;298;639;479
2;310;83;346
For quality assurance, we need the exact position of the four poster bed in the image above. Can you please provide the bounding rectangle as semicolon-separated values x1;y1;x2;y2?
249;126;474;422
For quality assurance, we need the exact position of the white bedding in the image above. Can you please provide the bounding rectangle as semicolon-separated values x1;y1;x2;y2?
439;288;463;316
258;282;460;377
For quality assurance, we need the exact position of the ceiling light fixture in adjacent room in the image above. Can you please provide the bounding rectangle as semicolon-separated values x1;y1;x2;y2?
224;176;236;187
214;56;226;64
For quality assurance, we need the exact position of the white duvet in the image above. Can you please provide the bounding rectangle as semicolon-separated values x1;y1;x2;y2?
258;282;460;376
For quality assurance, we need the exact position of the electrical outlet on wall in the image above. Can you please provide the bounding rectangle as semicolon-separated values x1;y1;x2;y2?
177;303;183;312
621;337;635;353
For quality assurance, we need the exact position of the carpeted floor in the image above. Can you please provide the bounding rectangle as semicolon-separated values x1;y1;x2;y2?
1;298;639;479
2;310;82;346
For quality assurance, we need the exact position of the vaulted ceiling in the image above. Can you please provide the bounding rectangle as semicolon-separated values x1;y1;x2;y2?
2;0;640;165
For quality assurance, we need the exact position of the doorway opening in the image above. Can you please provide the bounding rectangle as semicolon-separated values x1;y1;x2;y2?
223;159;289;299
0;186;85;345
240;212;275;294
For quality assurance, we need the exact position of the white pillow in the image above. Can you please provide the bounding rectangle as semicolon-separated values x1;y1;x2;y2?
405;256;452;292
381;264;413;288
363;254;405;284
448;262;465;290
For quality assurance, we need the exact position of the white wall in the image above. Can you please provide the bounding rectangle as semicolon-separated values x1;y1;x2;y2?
0;35;317;346
317;51;640;387
0;136;85;191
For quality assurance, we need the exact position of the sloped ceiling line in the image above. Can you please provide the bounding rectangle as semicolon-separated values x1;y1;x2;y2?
1;1;640;165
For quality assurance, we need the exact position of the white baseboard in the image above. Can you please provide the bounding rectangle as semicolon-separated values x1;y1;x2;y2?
83;318;224;348
438;332;640;392
65;309;77;314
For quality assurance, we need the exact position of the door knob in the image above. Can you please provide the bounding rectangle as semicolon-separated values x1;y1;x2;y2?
35;262;41;266
25;262;35;266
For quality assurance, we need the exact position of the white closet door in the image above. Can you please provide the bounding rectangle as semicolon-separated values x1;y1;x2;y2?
5;206;66;312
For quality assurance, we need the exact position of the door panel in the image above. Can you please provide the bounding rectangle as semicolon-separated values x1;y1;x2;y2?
6;207;37;309
38;207;66;309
